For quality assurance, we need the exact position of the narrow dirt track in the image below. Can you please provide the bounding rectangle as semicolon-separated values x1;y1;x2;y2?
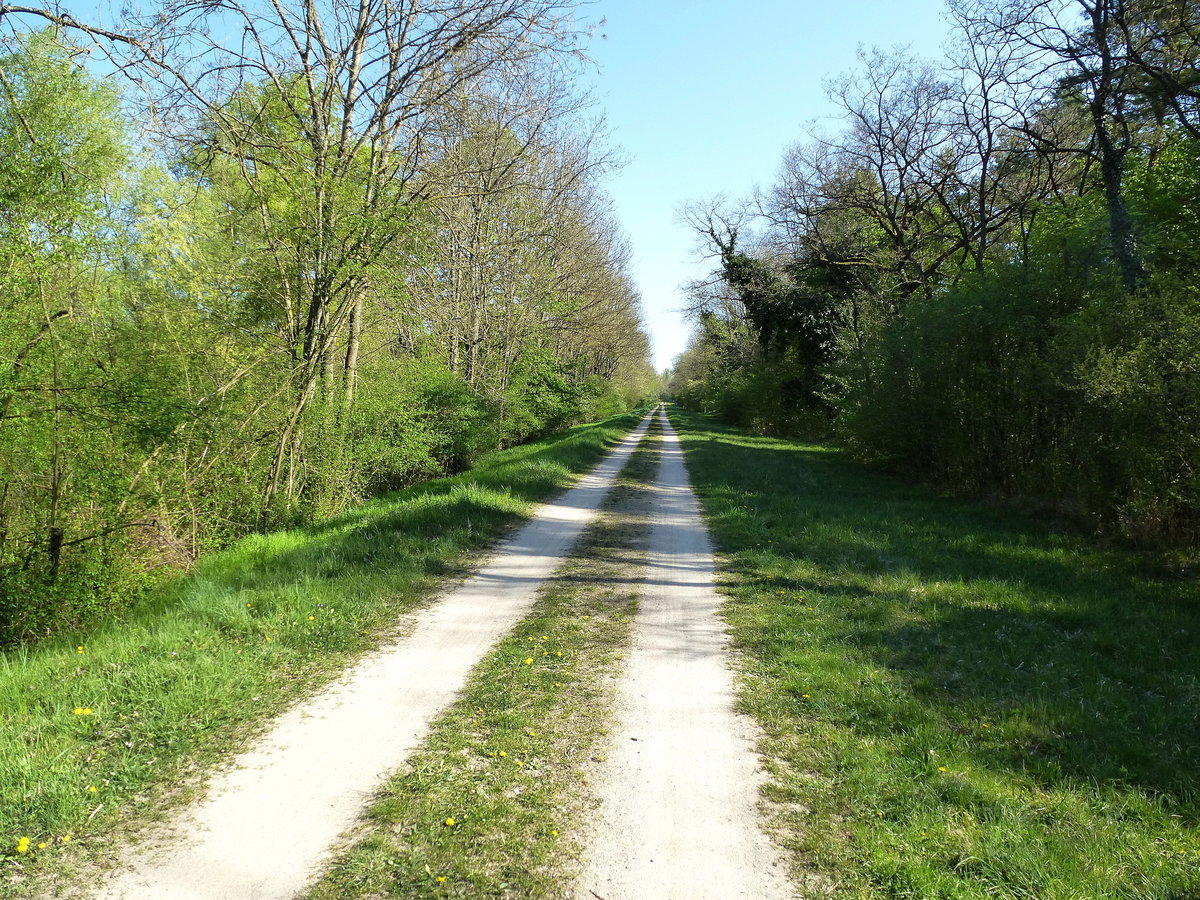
91;414;653;900
575;409;795;899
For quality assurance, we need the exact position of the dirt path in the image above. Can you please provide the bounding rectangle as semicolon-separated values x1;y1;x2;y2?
91;414;653;900
575;409;795;899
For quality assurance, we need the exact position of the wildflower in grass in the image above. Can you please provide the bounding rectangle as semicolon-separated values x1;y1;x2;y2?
15;837;30;854
802;694;810;699
436;876;447;883
87;785;97;794
524;657;534;665
540;635;548;641
307;616;315;621
61;834;71;843
938;766;947;772
982;723;990;729
499;750;507;757
444;817;456;827
76;646;84;654
37;843;46;850
73;707;93;716
555;651;562;657
551;829;558;837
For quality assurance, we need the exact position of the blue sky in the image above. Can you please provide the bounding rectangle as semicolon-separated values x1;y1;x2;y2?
582;0;956;370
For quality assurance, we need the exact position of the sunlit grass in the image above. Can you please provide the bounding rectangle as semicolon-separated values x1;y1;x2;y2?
670;407;1200;900
0;410;644;895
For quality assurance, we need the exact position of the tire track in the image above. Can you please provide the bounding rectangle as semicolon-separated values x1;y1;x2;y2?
91;413;655;900
575;408;795;900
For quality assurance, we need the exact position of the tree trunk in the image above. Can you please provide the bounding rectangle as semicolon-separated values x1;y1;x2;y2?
1095;121;1144;290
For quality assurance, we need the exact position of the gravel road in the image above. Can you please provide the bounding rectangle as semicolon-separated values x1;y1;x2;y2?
89;407;795;899
574;409;795;899
91;414;652;900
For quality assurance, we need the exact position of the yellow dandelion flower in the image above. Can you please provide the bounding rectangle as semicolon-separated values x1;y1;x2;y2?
436;876;447;883
307;616;315;621
524;657;533;665
551;829;559;837
516;759;525;766
76;646;84;654
61;834;71;843
16;837;30;854
73;707;84;715
937;766;947;772
982;723;990;728
444;817;456;827
555;651;562;657
802;693;810;699
540;636;548;641
499;750;507;757
83;708;92;715
37;842;46;850
527;730;537;737
87;785;97;794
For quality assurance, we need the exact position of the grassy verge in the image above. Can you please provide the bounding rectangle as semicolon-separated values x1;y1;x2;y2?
0;410;645;897
668;407;1200;900
302;415;662;899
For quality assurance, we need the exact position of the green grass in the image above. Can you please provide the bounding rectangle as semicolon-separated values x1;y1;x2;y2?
0;410;645;895
302;415;663;899
668;407;1200;900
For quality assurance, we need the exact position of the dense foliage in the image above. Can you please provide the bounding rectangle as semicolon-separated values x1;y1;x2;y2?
0;7;656;646
671;0;1200;543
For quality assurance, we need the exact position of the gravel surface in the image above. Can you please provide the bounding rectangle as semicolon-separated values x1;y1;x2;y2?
575;409;795;900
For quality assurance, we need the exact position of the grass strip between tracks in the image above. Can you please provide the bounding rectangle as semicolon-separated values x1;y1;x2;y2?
0;410;646;897
302;416;662;900
669;407;1199;900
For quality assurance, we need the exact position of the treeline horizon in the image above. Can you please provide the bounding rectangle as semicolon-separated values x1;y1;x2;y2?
670;0;1199;545
0;2;657;646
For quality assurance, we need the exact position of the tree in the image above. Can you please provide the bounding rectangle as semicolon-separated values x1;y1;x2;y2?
2;0;591;518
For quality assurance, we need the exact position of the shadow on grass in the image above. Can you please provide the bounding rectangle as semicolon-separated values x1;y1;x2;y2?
676;413;1200;817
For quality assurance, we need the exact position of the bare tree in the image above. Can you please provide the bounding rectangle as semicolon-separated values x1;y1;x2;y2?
952;0;1154;288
